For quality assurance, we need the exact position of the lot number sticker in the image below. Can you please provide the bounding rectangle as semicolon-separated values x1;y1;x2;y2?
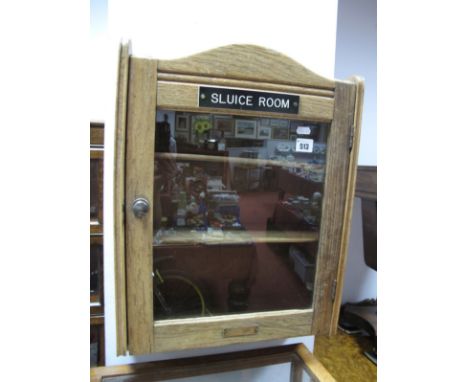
296;138;314;153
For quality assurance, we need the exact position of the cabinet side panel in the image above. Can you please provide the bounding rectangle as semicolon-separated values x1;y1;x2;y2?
125;57;158;355
114;43;130;355
312;81;356;335
329;77;365;334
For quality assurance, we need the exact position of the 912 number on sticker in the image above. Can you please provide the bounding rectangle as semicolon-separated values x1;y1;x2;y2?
295;138;314;153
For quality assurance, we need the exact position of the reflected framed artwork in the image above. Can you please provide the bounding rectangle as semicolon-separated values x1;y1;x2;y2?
235;119;257;138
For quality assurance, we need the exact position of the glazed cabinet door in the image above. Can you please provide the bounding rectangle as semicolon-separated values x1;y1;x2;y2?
115;44;363;355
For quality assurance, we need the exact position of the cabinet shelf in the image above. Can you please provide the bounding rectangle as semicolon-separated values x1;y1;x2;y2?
153;229;319;246
156;152;324;173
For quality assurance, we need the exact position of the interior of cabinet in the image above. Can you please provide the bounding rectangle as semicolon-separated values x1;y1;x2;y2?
115;44;364;355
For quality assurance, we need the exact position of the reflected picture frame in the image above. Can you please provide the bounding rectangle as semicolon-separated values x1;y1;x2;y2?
271;126;290;140
176;115;189;132
257;125;271;140
269;118;289;128
235;119;257;139
214;116;235;137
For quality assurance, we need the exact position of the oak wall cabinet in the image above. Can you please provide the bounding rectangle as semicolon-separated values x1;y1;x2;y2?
114;44;364;355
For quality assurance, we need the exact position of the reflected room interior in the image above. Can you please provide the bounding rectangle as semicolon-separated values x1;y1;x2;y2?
152;110;330;320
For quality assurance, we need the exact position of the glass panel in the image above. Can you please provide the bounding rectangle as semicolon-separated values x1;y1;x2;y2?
153;111;329;320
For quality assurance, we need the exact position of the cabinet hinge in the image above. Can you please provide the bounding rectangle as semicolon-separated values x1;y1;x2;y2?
349;124;355;151
331;279;337;302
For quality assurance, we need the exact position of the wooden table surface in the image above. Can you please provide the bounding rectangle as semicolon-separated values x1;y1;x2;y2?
314;330;377;381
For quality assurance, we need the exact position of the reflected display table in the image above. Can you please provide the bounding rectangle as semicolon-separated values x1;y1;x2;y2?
91;343;335;382
153;233;257;315
276;168;323;197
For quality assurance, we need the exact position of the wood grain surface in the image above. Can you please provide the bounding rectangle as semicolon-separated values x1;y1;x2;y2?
113;42;130;355
355;166;377;200
311;80;356;335
314;331;376;382
116;44;365;354
158;72;335;97
329;77;365;334
157;44;335;90
90;121;104;146
156;81;334;122
125;56;158;355
295;343;336;382
153;309;313;353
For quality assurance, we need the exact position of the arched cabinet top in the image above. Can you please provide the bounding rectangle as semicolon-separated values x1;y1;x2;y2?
156;44;336;90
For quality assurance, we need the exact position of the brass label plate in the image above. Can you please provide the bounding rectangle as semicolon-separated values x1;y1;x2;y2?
223;325;259;338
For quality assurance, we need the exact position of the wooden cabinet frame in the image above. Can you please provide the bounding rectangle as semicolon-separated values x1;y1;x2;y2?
114;43;364;355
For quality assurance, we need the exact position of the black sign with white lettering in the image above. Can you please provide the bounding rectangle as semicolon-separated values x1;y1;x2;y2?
199;87;299;114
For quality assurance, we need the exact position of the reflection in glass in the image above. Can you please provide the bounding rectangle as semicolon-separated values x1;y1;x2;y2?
153;111;329;320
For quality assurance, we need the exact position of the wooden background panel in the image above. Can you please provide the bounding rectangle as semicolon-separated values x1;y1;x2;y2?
90;148;104;234
157;44;336;90
361;199;377;271
311;81;356;335
153;309;313;353
355;165;377;200
114;42;130;355
90;121;104;146
125;57;158;355
157;81;334;122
